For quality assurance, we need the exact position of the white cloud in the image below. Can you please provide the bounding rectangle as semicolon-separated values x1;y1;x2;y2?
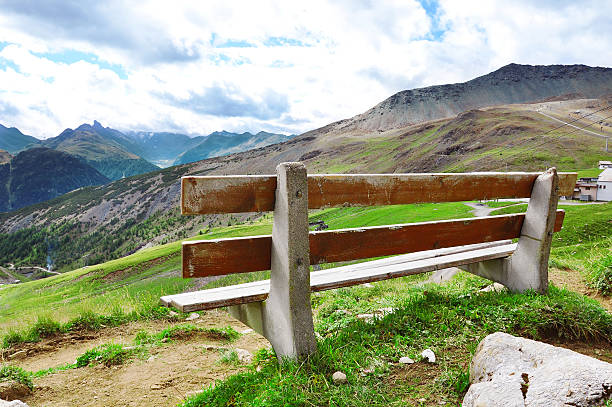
0;0;609;139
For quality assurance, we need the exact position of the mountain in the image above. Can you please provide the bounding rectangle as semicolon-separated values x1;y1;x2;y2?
42;121;159;180
1;63;610;271
124;132;205;167
173;131;290;165
0;147;109;212
347;63;612;131
0;124;40;154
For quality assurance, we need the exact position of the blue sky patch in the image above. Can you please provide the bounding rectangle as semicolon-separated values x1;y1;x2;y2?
33;49;128;79
264;37;308;47
416;0;446;41
210;33;256;48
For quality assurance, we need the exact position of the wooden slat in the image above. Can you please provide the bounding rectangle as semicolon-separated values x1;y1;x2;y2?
181;175;276;215
181;173;577;214
182;210;564;278
307;173;577;208
165;243;517;312
182;235;271;278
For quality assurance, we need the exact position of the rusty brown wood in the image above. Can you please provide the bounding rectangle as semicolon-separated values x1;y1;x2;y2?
309;210;564;265
182;235;271;278
307;173;577;208
181;173;576;214
181;210;565;278
181;175;276;215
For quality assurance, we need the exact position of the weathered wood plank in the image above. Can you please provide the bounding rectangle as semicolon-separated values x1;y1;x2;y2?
307;173;577;208
182;210;564;278
181;173;576;214
181;175;276;215
165;243;517;312
182;235;271;278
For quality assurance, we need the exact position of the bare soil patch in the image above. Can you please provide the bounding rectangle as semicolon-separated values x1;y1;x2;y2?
7;311;268;407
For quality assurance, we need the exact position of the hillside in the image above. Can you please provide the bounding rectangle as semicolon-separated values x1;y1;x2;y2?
0;62;611;270
42;121;159;180
347;63;612;131
173;131;290;165
0;124;39;154
0;147;110;212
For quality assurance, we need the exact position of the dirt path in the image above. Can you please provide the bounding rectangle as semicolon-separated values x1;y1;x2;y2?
7;311;269;407
464;201;524;217
550;268;612;313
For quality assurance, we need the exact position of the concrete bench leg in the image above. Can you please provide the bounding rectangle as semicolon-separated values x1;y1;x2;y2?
464;168;559;293
229;162;317;360
504;167;559;293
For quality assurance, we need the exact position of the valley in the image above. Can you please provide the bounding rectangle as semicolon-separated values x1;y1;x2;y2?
1;63;611;406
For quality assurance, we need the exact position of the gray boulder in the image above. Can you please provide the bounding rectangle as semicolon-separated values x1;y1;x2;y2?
463;332;612;406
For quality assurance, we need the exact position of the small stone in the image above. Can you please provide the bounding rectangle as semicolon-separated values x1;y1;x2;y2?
93;396;98;400
0;400;30;407
235;348;253;364
168;310;179;317
256;365;262;372
399;357;415;364
361;283;374;288
479;283;506;293
150;384;162;390
185;312;200;321
376;307;394;315
204;344;223;351
332;371;347;384
421;349;436;363
241;328;254;334
419;398;426;402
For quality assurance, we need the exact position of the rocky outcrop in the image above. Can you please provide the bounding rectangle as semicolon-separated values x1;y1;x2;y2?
463;332;612;406
353;64;612;131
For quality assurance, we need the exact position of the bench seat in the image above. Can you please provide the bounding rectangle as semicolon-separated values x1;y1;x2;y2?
161;241;516;312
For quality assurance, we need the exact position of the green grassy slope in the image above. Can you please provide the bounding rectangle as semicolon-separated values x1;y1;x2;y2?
0;202;473;335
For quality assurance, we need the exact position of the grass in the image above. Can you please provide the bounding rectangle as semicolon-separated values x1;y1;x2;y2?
0;201;473;342
0;364;33;389
180;272;612;407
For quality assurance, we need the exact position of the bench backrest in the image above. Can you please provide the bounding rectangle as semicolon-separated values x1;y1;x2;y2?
180;169;576;278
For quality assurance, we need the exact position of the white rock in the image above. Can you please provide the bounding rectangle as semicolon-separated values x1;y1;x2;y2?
463;332;612;407
332;371;347;384
361;283;374;288
241;328;254;334
0;401;30;407
376;307;394;315
399;356;415;364
421;349;436;363
479;283;507;293
168;310;179;317
185;312;200;321
235;348;253;364
150;384;161;390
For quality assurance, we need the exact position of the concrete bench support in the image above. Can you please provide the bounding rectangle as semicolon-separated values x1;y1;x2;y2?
229;162;317;360
465;168;559;293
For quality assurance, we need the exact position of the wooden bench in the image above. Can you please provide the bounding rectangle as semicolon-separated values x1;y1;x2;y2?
161;162;576;359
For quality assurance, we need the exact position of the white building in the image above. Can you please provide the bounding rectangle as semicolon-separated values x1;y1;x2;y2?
597;168;612;202
599;160;612;169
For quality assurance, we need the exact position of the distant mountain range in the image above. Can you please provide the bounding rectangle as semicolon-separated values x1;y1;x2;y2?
0;147;109;212
173;131;290;165
1;63;610;270
0;120;291;212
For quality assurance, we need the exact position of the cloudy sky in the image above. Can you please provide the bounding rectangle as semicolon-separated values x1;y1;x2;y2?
0;0;610;139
